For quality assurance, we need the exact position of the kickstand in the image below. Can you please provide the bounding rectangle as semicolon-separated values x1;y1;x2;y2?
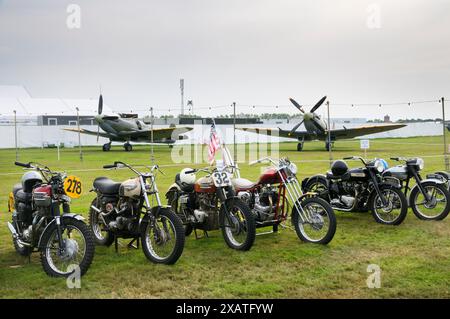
194;228;209;239
114;237;119;253
127;237;140;249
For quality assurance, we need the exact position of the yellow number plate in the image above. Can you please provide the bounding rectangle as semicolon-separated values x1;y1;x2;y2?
63;176;83;199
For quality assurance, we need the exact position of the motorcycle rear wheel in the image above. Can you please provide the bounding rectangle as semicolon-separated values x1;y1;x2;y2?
89;198;115;246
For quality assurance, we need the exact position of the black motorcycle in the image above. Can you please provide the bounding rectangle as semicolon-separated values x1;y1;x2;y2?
384;157;450;220
7;162;95;277
89;161;185;264
302;156;408;225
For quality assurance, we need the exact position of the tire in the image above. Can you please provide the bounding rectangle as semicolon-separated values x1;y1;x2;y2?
410;182;450;221
124;143;132;152
166;189;193;236
370;186;408;225
219;199;256;251
292;197;336;245
102;144;111;151
88;198;115;246
297;143;303;151
304;178;329;202
40;218;95;278
141;208;185;264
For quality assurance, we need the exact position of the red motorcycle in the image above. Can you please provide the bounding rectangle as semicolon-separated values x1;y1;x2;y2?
232;157;336;244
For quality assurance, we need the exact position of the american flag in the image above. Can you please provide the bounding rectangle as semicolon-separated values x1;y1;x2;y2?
208;122;221;163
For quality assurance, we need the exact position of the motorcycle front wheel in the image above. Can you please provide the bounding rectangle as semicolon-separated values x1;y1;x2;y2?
219;199;256;251
410;182;450;221
292;197;337;245
40;218;95;277
141;208;185;264
370;187;408;225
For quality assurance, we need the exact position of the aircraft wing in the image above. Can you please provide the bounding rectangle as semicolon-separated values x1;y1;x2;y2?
236;127;313;140
329;123;407;139
117;127;193;141
63;128;113;139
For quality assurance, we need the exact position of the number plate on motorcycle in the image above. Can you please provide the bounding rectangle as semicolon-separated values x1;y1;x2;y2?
63;175;83;198
212;171;232;187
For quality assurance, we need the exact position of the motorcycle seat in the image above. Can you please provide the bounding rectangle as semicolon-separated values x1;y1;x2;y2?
93;177;121;194
175;174;194;192
326;171;350;181
12;183;22;196
232;178;257;191
15;189;33;203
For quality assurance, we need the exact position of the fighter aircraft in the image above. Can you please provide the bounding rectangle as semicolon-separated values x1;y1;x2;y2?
237;96;406;151
64;95;192;151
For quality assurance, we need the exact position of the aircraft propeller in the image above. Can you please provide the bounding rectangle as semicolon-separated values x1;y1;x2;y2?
97;94;103;142
288;96;327;135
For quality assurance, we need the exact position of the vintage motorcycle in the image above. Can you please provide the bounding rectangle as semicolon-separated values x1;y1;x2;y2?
302;156;408;225
233;157;336;244
166;163;256;251
384;157;450;220
7;162;95;277
89;161;185;264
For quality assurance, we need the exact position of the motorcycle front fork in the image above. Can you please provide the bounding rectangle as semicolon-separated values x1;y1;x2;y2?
51;202;66;254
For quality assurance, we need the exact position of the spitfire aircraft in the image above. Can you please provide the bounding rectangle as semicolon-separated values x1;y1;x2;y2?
64;95;193;151
238;96;406;151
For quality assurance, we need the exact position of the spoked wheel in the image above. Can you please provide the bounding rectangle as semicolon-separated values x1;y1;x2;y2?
370;187;407;225
40;218;95;277
141;208;185;264
89;198;115;246
410;182;450;221
292;197;336;244
219;199;256;251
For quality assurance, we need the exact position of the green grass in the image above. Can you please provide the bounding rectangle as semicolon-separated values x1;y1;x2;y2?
0;136;449;298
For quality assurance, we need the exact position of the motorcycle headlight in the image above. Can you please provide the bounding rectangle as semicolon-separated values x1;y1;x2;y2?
416;158;424;170
288;162;298;175
374;160;384;173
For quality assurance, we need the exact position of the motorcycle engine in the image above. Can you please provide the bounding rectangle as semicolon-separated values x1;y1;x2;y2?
102;200;138;233
249;187;278;222
193;193;219;231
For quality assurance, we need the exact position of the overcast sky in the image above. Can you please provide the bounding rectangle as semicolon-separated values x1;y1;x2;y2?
1;0;449;119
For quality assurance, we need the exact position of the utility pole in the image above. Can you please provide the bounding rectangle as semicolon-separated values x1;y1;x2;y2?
180;79;184;116
327;100;333;166
442;97;449;170
76;107;83;161
233;102;236;163
14;110;18;161
150;107;154;165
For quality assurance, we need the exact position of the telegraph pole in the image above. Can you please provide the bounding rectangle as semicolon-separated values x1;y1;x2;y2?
327;100;333;166
150;107;154;165
180;79;184;116
233;102;236;163
442;97;449;170
76;107;83;161
14;110;18;161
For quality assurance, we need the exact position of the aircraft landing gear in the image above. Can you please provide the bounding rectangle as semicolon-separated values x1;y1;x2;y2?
297;142;304;151
124;142;133;152
102;142;111;152
325;141;333;151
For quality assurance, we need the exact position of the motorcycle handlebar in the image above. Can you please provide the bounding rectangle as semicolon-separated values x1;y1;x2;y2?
15;161;30;168
103;164;117;169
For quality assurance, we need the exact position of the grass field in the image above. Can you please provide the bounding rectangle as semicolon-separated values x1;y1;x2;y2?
0;136;449;299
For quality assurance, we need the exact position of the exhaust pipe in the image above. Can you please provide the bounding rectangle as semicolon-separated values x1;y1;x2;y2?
7;222;31;247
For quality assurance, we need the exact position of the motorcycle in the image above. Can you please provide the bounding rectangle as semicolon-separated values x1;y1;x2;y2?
89;161;185;264
234;157;336;244
384;157;450;220
7;162;95;277
302;156;408;225
166;163;256;251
